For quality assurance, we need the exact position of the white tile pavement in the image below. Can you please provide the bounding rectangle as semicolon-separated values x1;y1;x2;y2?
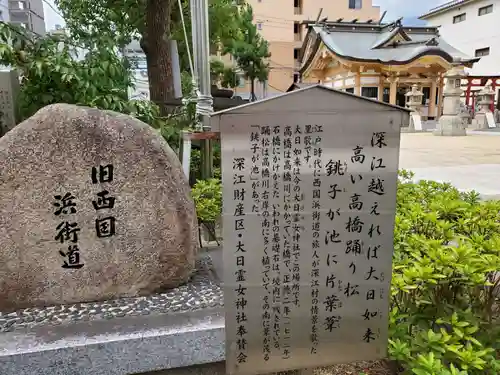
399;133;500;200
408;164;500;200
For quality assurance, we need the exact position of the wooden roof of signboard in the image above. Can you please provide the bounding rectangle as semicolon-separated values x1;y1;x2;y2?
286;82;318;92
210;84;410;131
212;85;410;115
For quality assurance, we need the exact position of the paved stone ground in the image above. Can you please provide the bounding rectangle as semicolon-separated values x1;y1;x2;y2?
399;133;500;199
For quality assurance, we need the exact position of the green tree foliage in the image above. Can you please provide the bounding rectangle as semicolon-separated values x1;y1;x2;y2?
56;0;178;114
224;4;270;101
390;170;499;374
171;0;243;72
0;23;160;124
210;58;238;88
56;0;243;106
54;0;141;49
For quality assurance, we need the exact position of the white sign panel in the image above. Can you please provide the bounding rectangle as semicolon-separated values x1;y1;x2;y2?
124;49;150;100
410;112;423;131
220;92;402;375
485;112;496;128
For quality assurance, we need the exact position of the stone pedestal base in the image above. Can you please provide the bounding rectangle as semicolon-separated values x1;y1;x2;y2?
475;112;489;129
433;115;466;136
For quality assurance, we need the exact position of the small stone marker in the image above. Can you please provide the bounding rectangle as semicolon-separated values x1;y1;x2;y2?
485;112;496;128
410;112;423;131
213;85;409;375
0;104;198;312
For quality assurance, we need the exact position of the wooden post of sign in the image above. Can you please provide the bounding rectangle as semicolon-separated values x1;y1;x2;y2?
180;130;221;181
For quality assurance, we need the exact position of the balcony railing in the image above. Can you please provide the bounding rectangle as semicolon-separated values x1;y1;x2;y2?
429;0;466;12
9;1;26;10
421;0;468;18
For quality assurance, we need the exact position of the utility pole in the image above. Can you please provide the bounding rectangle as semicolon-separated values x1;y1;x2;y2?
190;0;214;179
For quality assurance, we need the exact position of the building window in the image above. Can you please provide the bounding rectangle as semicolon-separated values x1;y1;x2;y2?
361;87;378;98
293;73;300;83
479;4;493;15
345;88;355;94
349;0;362;9
294;0;302;15
256;22;262;30
421;87;439;105
294;22;301;41
293;48;300;59
238;75;245;88
383;88;390;103
475;47;490;57
453;13;466;23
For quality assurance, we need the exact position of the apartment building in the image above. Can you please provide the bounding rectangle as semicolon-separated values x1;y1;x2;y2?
0;0;9;22
8;0;45;35
234;0;380;98
420;0;498;76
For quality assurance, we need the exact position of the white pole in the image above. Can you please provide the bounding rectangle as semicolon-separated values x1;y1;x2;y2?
190;0;213;123
182;132;192;179
190;0;213;178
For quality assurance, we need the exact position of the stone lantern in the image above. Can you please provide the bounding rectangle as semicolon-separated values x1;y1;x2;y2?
405;84;424;112
434;66;467;136
474;83;495;129
404;84;424;131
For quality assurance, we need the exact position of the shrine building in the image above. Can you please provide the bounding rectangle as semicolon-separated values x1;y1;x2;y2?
296;18;479;119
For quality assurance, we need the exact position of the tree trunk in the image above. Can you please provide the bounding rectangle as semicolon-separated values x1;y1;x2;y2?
141;0;175;116
250;79;255;102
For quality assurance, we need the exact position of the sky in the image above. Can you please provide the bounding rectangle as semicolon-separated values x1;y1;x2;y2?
42;0;450;32
376;0;448;20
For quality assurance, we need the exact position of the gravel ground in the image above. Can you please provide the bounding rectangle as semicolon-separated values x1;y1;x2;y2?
316;360;395;375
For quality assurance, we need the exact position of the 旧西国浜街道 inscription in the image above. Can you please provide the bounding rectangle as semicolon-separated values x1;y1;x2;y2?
219;87;407;375
91;164;117;239
53;164;117;269
53;191;82;269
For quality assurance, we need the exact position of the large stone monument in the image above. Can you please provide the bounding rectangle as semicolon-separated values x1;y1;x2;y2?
0;104;199;312
434;67;467;136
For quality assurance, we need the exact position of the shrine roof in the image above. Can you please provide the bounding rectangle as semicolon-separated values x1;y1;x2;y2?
299;19;479;73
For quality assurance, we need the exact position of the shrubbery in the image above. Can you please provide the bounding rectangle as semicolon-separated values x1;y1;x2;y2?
389;170;499;374
191;178;222;245
191;169;500;374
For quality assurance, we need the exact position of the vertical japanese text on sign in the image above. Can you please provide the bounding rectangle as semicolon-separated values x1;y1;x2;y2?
221;93;402;375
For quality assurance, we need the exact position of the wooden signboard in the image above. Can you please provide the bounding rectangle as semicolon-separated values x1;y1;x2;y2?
214;86;409;375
